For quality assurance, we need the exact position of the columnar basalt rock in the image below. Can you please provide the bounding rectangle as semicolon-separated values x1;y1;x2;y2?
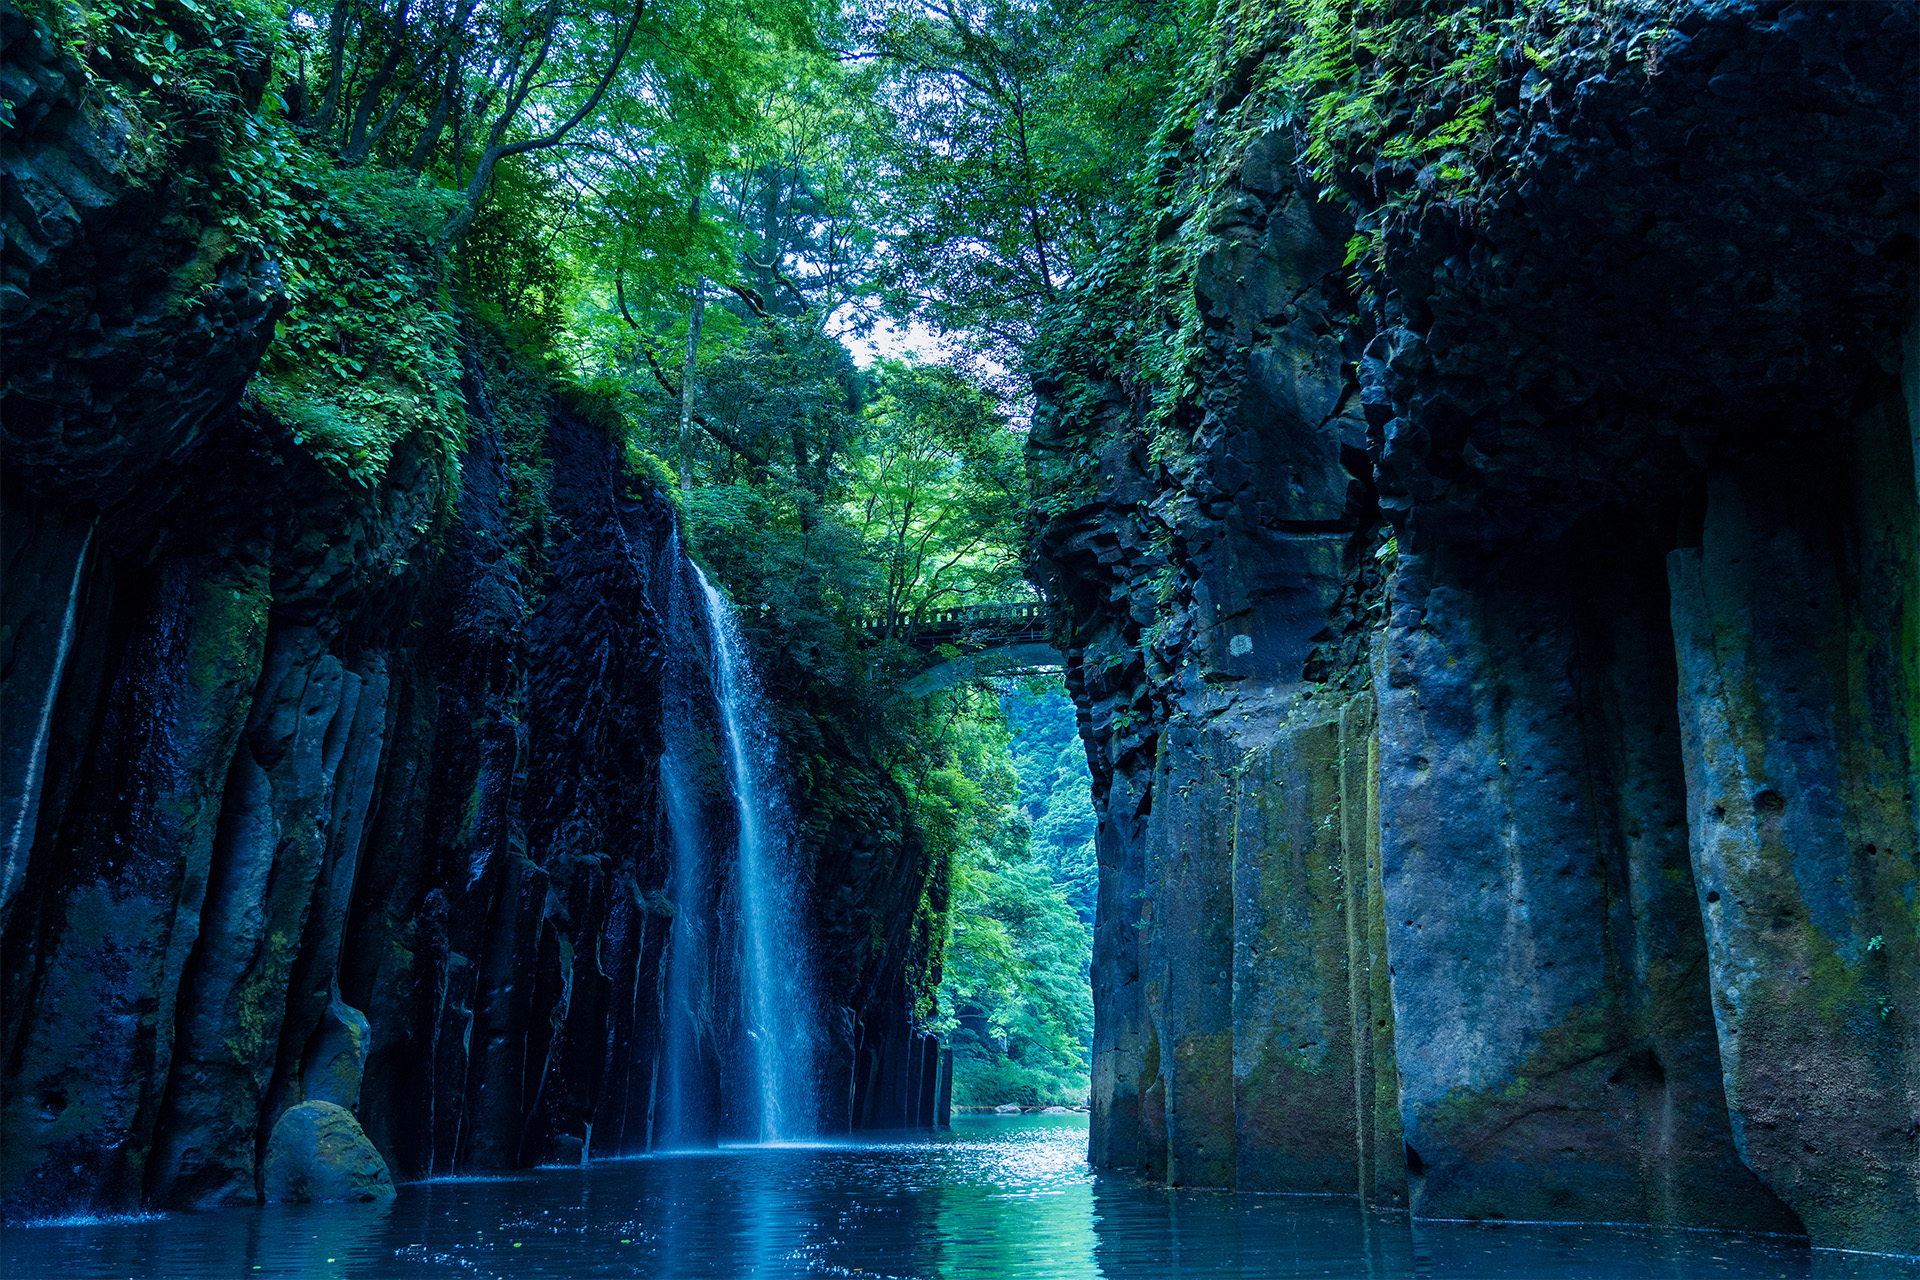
1667;399;1919;1252
1370;530;1792;1230
0;11;283;514
0;27;940;1217
1031;119;1394;1203
0;552;272;1210
1032;0;1915;1253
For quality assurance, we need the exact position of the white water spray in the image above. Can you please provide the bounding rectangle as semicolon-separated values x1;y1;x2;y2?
657;735;705;1145
656;530;711;1149
691;564;821;1140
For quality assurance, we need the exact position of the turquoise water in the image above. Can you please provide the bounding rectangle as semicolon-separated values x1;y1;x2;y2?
6;1116;1912;1278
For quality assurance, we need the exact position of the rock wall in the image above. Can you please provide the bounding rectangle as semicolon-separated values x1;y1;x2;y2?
1031;1;1916;1253
0;360;682;1214
0;20;933;1215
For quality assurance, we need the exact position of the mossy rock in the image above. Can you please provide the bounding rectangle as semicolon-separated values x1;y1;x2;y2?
261;1102;395;1204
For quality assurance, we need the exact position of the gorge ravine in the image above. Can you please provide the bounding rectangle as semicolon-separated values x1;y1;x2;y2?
3;0;1917;1261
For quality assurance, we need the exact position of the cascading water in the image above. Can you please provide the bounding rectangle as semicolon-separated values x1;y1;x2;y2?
657;735;704;1147
687;562;821;1141
656;527;731;1150
657;533;709;1147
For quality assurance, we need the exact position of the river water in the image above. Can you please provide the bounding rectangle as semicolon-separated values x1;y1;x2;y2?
7;1116;1911;1279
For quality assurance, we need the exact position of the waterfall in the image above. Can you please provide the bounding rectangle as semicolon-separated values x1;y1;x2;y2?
658;530;717;1149
657;731;705;1147
691;564;820;1140
657;559;820;1143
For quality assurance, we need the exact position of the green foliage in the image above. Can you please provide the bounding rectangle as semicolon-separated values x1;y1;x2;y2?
459;156;575;355
682;476;882;698
930;681;1093;1107
1027;0;1679;471
1268;0;1670;243
557;375;632;440
253;167;466;489
863;0;1208;379
648;332;1040;855
715;53;888;321
29;0;280;129
851;361;1028;621
1003;681;1096;925
1374;530;1399;570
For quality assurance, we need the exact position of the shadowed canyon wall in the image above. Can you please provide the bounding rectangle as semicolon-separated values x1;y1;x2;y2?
0;14;936;1215
1030;1;1916;1254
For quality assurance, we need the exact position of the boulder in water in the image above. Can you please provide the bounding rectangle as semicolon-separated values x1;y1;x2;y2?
993;1103;1021;1114
261;1102;395;1203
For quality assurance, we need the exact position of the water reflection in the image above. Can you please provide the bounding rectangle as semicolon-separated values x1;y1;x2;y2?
7;1117;1913;1279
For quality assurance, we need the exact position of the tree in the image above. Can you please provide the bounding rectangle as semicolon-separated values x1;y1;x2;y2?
289;0;650;237
928;684;1092;1107
847;361;1027;632
709;51;889;323
862;0;1201;369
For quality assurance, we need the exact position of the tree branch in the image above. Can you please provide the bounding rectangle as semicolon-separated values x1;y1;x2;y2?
616;270;770;470
439;0;648;244
721;281;771;318
743;253;811;312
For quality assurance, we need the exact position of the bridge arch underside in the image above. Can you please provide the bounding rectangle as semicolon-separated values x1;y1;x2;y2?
902;641;1063;695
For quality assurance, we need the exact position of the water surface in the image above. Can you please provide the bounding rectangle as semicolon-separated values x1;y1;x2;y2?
8;1116;1913;1278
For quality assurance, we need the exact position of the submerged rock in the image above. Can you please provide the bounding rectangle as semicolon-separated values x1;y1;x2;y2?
261;1102;395;1204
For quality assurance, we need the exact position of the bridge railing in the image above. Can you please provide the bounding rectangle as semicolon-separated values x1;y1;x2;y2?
861;601;1051;635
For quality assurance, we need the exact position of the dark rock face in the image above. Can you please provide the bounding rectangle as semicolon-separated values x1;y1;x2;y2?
1;390;934;1208
1032;139;1399;1198
1665;403;1918;1248
0;34;934;1217
1032;1;1915;1253
1356;2;1918;543
1371;528;1788;1231
0;12;284;514
793;727;949;1133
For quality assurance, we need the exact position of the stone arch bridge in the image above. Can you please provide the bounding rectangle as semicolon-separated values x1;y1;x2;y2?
863;602;1062;694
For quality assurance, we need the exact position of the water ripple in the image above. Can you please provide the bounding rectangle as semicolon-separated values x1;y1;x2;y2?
5;1116;1908;1279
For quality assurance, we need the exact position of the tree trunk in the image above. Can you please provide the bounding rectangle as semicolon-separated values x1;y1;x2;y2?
678;282;705;493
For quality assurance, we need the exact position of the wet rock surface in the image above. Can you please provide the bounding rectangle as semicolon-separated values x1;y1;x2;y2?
1031;0;1915;1253
259;1101;394;1204
0;10;284;515
0;32;936;1220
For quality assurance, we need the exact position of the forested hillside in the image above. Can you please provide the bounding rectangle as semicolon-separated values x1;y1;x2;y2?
932;680;1095;1107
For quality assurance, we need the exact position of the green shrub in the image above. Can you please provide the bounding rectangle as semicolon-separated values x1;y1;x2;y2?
253;167;466;490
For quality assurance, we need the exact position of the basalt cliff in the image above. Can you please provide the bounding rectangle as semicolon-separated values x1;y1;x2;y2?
1029;0;1917;1254
0;13;942;1216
